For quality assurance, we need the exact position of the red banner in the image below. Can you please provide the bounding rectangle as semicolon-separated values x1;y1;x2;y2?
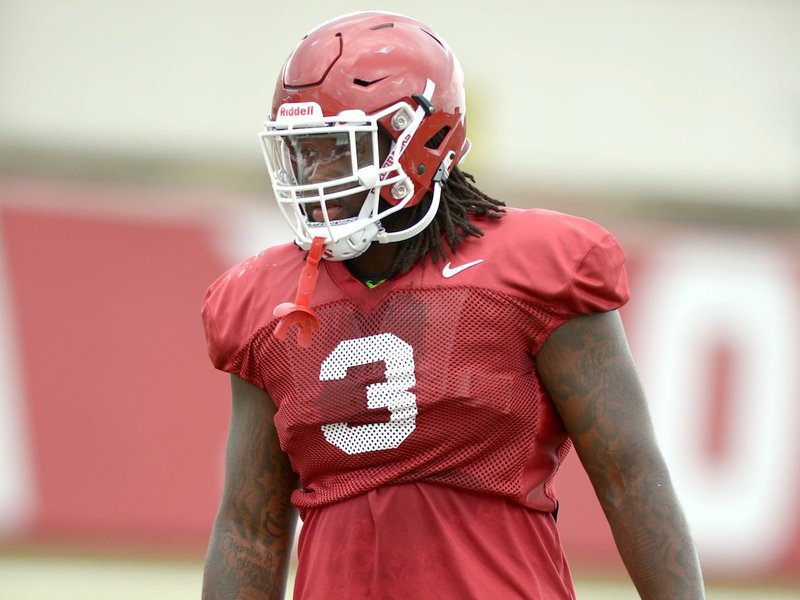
1;179;798;583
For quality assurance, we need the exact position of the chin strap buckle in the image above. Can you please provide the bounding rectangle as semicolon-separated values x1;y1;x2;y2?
433;150;456;184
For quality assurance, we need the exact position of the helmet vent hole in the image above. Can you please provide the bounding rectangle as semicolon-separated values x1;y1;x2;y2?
421;29;446;49
425;127;451;149
370;22;394;31
353;76;389;87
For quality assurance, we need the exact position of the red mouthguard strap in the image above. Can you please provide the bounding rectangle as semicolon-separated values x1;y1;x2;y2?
272;236;326;348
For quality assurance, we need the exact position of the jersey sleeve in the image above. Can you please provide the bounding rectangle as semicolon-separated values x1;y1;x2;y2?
201;269;240;375
200;244;300;387
561;229;630;315
200;252;269;378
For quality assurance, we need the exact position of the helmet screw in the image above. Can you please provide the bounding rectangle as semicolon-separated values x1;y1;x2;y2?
391;182;409;199
390;109;411;131
417;164;426;174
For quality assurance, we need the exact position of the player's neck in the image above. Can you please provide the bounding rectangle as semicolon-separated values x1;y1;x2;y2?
345;241;399;284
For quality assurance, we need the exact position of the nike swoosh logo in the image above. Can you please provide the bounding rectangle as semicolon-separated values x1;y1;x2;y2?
442;259;484;278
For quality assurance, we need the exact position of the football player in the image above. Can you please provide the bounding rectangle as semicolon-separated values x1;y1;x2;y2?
201;11;705;599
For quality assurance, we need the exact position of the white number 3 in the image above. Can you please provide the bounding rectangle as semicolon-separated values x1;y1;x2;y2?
319;333;418;455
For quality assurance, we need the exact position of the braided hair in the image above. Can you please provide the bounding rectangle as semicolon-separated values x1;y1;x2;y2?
387;167;506;276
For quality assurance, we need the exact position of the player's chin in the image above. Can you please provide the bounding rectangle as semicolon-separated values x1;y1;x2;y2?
376;194;424;233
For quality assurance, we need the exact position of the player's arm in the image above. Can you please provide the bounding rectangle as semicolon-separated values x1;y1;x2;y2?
202;374;298;600
536;310;706;600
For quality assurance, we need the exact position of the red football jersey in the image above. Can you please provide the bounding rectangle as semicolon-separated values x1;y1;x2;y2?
202;208;629;598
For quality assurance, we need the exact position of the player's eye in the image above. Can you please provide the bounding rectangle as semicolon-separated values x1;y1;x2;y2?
298;146;319;161
326;145;350;160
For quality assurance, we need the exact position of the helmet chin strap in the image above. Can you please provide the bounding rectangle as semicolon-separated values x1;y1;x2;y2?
317;189;381;261
375;181;440;244
376;149;455;244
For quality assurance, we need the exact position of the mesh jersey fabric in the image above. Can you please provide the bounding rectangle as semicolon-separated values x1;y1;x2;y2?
201;207;629;597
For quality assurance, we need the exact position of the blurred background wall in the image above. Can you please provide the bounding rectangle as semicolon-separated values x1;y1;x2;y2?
1;0;799;595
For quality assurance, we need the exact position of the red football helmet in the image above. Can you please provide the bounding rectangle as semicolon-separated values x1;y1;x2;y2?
259;11;470;260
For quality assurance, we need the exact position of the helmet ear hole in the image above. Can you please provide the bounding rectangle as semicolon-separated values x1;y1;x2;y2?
425;126;451;150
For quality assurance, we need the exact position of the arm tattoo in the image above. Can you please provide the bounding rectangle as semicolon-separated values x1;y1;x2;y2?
203;379;297;600
538;312;705;599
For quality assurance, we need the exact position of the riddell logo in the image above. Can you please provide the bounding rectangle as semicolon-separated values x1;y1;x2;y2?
277;103;322;120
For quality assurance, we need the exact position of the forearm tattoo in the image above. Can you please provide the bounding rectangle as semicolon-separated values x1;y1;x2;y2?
203;392;297;600
540;313;705;599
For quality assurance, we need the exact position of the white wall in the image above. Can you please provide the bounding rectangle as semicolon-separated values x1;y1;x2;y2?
1;0;799;204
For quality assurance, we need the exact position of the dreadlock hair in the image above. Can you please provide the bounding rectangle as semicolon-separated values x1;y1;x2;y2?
387;166;506;276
